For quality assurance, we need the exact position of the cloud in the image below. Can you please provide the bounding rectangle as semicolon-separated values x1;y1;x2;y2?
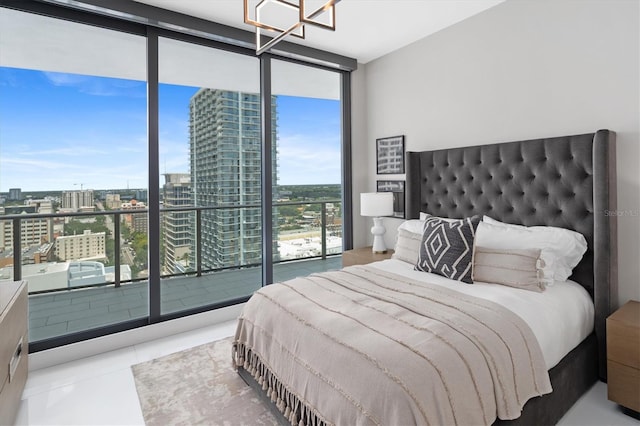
42;71;145;97
18;146;109;157
1;157;83;170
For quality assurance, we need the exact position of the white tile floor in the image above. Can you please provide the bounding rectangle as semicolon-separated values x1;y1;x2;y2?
15;320;639;426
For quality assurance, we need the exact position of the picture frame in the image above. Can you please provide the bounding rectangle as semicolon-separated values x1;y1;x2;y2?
376;135;405;174
377;180;405;219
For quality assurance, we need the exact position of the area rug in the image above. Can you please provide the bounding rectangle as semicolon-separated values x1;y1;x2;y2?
132;337;279;426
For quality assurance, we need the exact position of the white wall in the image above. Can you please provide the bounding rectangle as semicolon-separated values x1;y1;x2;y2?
352;0;639;307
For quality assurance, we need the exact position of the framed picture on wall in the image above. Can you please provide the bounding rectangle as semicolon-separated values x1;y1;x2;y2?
376;135;405;174
377;180;405;219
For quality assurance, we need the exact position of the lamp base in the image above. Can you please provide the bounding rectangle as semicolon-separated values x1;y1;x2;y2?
372;250;388;254
370;217;387;253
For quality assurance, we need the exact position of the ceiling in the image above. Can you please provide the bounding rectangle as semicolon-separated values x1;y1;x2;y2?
132;0;505;64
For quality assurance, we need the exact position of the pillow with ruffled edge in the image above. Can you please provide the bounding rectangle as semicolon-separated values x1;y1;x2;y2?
472;246;546;292
482;216;587;283
415;214;481;284
475;221;557;286
392;228;423;265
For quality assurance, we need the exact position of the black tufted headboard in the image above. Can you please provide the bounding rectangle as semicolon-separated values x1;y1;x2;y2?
405;129;617;380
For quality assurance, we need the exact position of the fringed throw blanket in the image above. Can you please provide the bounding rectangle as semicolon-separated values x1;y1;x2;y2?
232;266;551;426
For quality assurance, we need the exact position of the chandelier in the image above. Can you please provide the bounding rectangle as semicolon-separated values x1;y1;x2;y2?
244;0;340;55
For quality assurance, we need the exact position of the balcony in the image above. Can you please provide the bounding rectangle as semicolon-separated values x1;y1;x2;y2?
26;256;342;342
0;200;343;345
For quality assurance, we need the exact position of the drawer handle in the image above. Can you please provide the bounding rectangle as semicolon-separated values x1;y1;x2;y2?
9;337;23;383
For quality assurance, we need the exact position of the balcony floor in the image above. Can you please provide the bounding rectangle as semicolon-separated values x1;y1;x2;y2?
28;256;342;342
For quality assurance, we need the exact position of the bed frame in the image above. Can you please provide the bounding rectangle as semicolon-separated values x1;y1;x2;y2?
405;129;617;425
239;129;617;425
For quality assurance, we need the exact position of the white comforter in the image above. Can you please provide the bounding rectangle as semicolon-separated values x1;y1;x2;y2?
370;259;594;369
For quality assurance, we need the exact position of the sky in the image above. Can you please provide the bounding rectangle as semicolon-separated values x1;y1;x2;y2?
0;67;341;192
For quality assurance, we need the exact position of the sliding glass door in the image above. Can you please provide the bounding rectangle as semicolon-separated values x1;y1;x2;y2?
158;37;262;315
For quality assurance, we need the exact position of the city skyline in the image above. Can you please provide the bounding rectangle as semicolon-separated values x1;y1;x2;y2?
0;67;341;192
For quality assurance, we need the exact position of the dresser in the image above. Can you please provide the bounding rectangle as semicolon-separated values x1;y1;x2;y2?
0;280;28;426
606;300;640;415
342;247;394;267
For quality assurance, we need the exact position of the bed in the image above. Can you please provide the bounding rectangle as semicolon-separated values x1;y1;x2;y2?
233;129;617;425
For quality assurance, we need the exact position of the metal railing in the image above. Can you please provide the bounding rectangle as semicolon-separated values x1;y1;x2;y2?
0;199;342;293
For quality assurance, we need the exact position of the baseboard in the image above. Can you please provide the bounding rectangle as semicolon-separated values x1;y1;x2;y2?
28;303;245;371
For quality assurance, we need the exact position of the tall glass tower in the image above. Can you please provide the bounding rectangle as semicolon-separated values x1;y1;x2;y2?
189;89;278;270
162;173;192;274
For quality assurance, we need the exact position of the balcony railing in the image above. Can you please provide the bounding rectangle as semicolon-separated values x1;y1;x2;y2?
0;200;342;294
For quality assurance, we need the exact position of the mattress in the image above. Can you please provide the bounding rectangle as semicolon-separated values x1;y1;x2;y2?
370;259;595;369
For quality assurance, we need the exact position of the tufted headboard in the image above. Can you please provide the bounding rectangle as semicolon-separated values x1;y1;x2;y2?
405;129;617;380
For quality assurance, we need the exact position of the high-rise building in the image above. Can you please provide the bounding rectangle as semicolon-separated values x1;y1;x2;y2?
162;173;192;274
61;190;95;211
189;89;278;270
8;188;21;201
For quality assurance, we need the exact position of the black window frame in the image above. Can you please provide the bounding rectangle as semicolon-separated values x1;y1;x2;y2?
0;0;354;352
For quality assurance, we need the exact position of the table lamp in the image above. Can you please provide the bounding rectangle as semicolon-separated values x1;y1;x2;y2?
360;192;394;253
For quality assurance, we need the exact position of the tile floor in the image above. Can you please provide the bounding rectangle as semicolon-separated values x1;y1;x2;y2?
15;319;639;425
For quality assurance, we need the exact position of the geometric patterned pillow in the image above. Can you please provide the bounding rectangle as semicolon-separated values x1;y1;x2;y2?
414;215;481;283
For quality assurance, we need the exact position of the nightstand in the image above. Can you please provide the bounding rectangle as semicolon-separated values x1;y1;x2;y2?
342;247;394;267
607;300;640;416
0;280;28;426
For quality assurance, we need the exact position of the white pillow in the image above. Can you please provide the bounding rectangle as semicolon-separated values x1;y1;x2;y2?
481;216;587;283
419;212;458;222
397;219;425;235
475;222;557;286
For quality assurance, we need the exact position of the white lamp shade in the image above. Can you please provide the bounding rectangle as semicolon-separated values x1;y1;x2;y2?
360;192;394;217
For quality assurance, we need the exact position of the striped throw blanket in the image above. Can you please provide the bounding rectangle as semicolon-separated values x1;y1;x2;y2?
233;265;551;426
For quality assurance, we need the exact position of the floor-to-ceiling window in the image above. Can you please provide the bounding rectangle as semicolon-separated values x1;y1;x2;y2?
271;59;344;282
158;36;264;314
0;1;353;351
0;7;149;342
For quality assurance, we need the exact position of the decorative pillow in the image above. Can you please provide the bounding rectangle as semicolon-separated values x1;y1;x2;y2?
482;216;587;283
475;221;556;286
392;228;423;265
472;246;545;292
415;215;481;283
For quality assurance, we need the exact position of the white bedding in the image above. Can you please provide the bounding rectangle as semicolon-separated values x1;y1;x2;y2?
370;259;595;369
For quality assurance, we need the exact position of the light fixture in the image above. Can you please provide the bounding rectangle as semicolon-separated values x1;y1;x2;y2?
244;0;340;55
360;192;394;254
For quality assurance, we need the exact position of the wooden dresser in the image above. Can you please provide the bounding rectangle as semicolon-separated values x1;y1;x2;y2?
0;280;28;426
607;300;640;415
342;247;394;267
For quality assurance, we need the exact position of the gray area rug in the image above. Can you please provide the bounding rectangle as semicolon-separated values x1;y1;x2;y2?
132;337;279;426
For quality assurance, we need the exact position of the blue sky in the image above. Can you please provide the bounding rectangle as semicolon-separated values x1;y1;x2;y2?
0;67;341;192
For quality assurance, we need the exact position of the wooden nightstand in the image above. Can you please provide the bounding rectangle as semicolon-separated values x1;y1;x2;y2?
0;280;28;426
342;247;394;267
607;300;640;416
